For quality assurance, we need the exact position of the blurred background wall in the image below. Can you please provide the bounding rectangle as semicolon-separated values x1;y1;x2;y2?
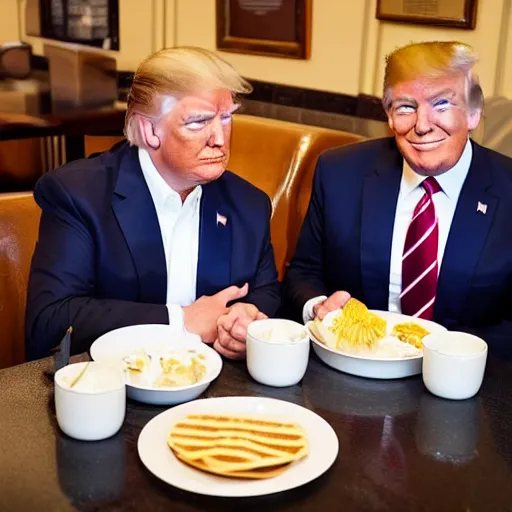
1;0;510;98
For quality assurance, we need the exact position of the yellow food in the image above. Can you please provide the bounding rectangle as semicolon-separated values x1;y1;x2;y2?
168;414;309;479
123;349;207;388
123;351;151;372
392;322;430;349
329;298;386;352
156;355;207;387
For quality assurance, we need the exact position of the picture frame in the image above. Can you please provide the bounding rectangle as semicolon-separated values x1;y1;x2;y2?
216;0;312;59
376;0;478;29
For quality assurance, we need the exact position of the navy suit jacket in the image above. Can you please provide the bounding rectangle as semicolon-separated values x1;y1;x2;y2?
284;137;512;359
26;142;281;360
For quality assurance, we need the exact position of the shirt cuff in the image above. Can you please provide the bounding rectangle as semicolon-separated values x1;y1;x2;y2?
302;295;327;324
166;304;186;332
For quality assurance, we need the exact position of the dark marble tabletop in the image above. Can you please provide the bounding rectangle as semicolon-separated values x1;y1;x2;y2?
1;352;512;512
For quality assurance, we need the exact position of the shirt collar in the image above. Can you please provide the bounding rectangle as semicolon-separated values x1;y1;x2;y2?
138;148;201;210
400;138;473;201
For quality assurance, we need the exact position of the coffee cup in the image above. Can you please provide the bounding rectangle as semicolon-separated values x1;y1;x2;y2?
246;319;310;387
54;361;126;441
422;332;487;400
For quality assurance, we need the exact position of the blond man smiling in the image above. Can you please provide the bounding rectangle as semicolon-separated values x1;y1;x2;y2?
285;41;512;359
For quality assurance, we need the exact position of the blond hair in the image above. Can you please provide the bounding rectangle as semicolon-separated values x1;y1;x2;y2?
382;41;483;113
124;46;253;147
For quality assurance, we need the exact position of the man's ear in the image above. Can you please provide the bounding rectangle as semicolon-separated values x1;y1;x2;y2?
387;115;394;131
468;109;482;131
138;115;161;150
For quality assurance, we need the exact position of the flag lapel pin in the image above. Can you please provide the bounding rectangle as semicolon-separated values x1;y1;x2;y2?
216;212;227;227
476;202;488;215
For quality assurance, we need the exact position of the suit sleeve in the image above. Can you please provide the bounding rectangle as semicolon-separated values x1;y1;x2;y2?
241;196;281;317
25;173;168;361
283;157;330;321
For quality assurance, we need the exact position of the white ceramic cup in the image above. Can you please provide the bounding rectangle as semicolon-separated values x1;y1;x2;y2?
55;362;126;441
246;318;310;387
422;331;488;400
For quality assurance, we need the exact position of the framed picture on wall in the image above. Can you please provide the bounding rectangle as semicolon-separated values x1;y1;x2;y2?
376;0;478;29
216;0;312;59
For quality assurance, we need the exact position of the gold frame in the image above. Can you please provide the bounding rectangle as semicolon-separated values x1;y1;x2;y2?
216;0;312;59
376;0;478;29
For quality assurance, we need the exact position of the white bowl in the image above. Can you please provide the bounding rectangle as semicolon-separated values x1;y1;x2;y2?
90;324;222;405
307;310;446;380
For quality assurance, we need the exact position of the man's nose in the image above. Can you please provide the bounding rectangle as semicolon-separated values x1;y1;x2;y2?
414;106;433;135
208;117;225;147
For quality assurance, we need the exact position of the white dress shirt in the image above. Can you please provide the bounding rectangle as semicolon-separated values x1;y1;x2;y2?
138;148;202;330
303;139;473;323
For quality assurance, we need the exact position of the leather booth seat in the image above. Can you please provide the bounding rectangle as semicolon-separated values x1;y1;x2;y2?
85;114;363;278
227;115;363;277
0;192;40;369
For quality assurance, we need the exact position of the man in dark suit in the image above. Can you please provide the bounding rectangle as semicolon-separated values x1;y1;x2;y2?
26;47;280;360
285;41;512;358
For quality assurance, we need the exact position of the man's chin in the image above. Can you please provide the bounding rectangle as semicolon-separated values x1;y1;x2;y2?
198;162;227;182
407;159;450;177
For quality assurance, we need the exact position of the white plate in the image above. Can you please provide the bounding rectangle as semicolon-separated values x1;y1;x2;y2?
307;310;447;379
137;396;339;497
90;324;222;405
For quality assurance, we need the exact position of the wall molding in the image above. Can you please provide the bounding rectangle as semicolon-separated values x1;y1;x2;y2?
116;71;387;122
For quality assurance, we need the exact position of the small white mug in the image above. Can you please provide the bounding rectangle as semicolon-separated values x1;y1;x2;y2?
422;331;488;400
246;319;310;387
55;362;126;441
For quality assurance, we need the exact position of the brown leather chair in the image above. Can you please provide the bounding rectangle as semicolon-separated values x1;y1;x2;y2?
228;115;364;277
0;192;41;369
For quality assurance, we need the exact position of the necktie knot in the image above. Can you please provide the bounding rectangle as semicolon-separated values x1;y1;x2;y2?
422;177;441;197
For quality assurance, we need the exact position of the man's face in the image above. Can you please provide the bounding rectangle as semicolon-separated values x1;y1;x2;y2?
154;89;239;190
387;72;480;176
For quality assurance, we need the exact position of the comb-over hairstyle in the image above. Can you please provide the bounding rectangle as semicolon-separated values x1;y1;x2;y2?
382;41;483;113
124;46;253;147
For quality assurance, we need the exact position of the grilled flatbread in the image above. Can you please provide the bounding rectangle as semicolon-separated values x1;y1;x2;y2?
168;414;308;479
173;454;292;479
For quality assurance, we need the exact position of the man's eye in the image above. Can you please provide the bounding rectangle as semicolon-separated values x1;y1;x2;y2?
220;114;233;125
186;121;208;130
395;105;415;114
434;99;450;110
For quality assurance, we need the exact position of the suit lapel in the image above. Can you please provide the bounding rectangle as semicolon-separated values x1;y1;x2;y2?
360;140;403;309
435;142;498;324
111;145;167;304
196;179;232;297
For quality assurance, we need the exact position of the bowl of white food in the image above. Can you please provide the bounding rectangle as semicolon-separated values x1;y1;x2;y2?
90;324;223;405
307;310;447;379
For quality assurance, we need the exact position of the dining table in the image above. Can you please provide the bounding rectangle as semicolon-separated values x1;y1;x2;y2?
1;351;512;512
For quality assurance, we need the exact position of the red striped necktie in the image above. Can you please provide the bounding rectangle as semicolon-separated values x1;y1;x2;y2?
400;177;442;320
